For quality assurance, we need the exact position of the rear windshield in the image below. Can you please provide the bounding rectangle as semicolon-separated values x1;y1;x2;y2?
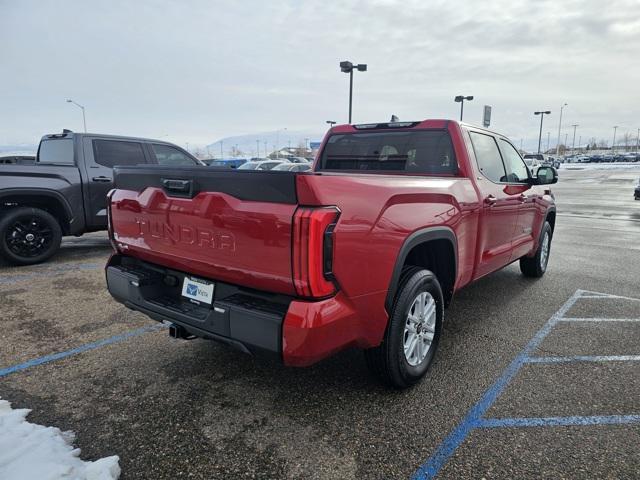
38;138;74;164
318;130;457;175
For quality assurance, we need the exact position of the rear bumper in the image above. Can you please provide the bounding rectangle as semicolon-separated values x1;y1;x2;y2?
106;254;370;366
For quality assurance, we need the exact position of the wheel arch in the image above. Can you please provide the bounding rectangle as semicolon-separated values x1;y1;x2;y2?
385;226;458;312
545;207;556;235
0;189;74;235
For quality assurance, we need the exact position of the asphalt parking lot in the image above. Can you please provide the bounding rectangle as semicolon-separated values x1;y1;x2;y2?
1;166;639;479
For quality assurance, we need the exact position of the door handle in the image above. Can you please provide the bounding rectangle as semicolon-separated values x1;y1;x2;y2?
484;195;497;206
519;193;530;202
92;176;112;182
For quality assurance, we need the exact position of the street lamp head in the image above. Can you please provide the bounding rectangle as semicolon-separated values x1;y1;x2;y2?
544;111;551;114
339;60;353;73
356;64;367;72
454;96;464;102
66;99;72;103
465;96;474;101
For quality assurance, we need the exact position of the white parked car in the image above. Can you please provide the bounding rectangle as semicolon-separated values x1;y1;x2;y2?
272;162;312;172
237;160;289;170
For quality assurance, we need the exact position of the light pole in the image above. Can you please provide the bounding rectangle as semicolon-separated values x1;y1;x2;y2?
534;110;551;154
340;61;367;124
555;102;567;156
612;126;618;154
256;139;260;158
571;124;579;155
326;120;336;128
636;128;639;155
546;132;550;152
454;95;474;121
220;140;223;158
66;99;87;132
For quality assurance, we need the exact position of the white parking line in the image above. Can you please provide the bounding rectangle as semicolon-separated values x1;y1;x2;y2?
527;355;640;364
559;317;640;322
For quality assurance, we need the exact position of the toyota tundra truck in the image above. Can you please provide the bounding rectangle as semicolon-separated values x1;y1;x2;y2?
106;119;557;388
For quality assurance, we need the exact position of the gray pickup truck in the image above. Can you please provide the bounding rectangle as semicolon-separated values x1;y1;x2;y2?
0;130;202;265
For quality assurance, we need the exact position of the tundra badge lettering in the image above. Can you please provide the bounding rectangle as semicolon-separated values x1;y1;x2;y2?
135;218;235;251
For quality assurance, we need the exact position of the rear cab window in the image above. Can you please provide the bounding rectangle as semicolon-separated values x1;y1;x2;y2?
93;139;147;168
317;130;458;175
38;138;74;165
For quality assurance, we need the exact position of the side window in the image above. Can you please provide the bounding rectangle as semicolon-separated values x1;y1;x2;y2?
469;132;507;183
93;140;146;168
151;144;197;166
500;140;529;183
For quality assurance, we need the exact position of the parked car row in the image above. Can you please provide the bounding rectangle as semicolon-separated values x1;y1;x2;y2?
202;156;313;169
564;153;640;163
0;155;36;165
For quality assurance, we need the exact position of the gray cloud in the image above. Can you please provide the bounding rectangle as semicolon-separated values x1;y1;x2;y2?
1;0;638;151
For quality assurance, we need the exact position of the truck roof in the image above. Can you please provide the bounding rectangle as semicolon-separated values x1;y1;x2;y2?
40;131;180;146
330;119;501;136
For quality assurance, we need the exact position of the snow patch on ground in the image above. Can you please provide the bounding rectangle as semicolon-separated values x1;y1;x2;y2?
0;398;120;480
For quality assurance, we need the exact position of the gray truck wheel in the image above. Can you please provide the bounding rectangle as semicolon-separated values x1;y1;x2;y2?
0;207;62;265
364;267;443;389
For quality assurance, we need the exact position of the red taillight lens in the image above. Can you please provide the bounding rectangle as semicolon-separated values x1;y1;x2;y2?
293;206;340;298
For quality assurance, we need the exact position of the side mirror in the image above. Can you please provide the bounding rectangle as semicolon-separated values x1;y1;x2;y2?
535;166;558;185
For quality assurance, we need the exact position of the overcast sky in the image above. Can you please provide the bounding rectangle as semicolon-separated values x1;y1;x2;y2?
1;0;639;150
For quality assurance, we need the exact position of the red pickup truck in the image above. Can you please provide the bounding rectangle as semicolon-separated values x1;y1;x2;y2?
106;120;557;388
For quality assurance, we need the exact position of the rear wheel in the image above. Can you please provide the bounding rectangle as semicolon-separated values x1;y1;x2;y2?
364;267;443;389
520;221;552;278
0;207;62;265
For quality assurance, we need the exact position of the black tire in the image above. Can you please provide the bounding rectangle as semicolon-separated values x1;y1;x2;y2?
0;207;62;265
520;221;552;278
364;267;444;389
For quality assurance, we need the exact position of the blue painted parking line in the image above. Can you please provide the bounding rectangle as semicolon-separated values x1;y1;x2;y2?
411;289;640;480
477;415;640;428
0;324;164;379
526;355;640;364
0;263;101;286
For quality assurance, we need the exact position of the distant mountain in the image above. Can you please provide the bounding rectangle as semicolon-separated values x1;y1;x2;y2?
0;144;38;156
206;130;325;158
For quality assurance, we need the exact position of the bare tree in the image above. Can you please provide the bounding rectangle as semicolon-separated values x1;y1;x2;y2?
597;139;608;149
230;145;244;158
621;132;633;151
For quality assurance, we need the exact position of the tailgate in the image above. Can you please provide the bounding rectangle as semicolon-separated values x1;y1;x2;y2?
110;166;298;295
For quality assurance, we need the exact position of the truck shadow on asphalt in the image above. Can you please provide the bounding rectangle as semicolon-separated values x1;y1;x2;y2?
158;265;548;399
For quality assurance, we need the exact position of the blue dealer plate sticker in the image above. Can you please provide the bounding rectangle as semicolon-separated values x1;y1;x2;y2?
181;276;215;304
